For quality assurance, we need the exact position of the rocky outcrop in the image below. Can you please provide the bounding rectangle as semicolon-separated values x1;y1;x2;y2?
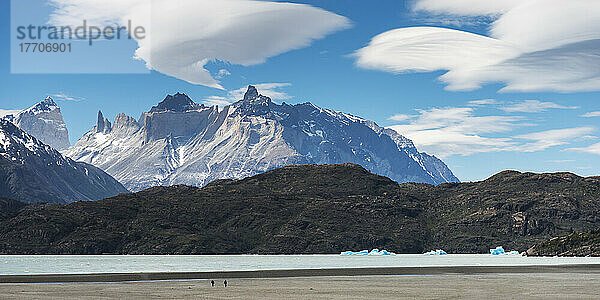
95;111;112;134
149;93;203;113
526;230;600;257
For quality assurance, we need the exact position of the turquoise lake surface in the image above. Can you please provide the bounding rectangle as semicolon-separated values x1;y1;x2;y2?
2;254;600;275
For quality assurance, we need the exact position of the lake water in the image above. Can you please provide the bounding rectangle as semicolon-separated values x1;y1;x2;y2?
2;254;600;275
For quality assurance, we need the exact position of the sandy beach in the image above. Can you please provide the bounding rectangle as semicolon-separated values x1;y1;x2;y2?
1;273;600;299
1;265;600;299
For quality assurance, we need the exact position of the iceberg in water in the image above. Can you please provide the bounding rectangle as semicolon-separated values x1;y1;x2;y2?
423;249;448;256
490;246;520;256
340;249;395;256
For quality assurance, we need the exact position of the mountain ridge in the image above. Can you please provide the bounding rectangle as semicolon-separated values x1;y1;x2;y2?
65;86;459;191
0;119;129;204
0;164;597;255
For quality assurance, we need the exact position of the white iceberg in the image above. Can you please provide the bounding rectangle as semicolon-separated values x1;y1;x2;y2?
490;246;520;256
340;249;395;256
423;249;448;256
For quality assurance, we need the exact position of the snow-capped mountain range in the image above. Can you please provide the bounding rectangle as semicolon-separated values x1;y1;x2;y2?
0;119;128;204
65;86;459;191
1;97;70;150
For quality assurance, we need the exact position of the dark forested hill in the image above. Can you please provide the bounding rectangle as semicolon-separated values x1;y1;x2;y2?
0;198;27;221
421;171;600;253
1;164;598;254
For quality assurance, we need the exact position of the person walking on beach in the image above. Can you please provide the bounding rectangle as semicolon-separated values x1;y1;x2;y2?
224;280;228;287
211;280;215;287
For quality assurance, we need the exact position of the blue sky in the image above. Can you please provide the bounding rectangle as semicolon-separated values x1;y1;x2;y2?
0;0;599;181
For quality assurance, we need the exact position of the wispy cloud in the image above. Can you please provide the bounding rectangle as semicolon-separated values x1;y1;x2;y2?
582;111;600;118
0;109;21;118
202;96;232;107
388;104;596;158
389;106;522;157
547;160;575;163
413;0;522;16
354;0;600;93
501;100;578;113
514;127;596;152
48;0;350;89
229;83;292;101
467;99;499;106
388;114;414;121
203;83;292;106
52;93;85;102
568;142;600;155
413;14;491;28
215;69;231;79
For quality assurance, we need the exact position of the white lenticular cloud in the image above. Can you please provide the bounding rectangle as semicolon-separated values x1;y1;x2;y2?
354;27;521;91
48;0;351;89
356;0;600;93
454;40;600;93
490;0;600;51
354;27;518;73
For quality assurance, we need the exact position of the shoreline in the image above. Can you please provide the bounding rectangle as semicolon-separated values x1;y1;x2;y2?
2;264;600;283
3;273;600;299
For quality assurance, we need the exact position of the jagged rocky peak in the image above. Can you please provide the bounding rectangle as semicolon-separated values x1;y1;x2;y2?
28;96;59;113
95;110;112;134
242;85;272;105
42;96;56;105
231;86;273;117
113;113;139;129
244;85;260;100
149;92;203;113
1;96;70;150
